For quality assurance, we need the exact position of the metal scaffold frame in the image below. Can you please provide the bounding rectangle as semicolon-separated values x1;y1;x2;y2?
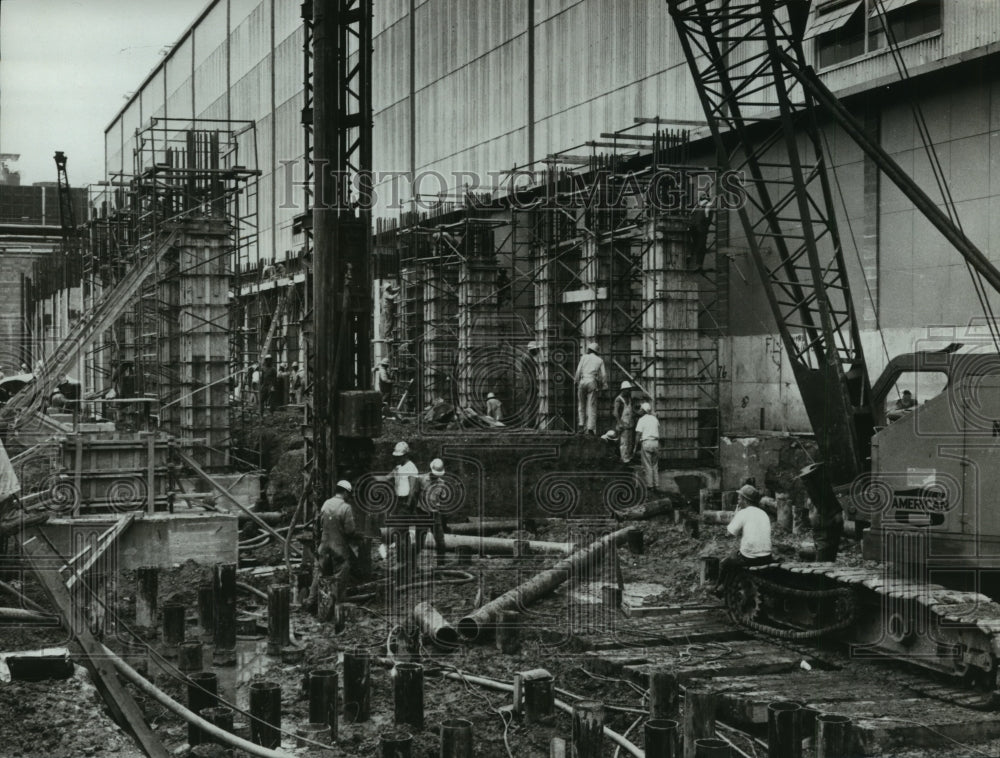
378;123;727;464
78;118;261;468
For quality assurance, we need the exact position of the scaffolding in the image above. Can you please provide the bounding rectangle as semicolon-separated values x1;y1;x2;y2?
381;124;727;464
80;118;260;468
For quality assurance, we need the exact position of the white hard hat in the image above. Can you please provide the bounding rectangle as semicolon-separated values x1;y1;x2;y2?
393;441;410;457
640;402;652;413
587;342;599;353
620;380;631;390
526;340;540;351
336;480;353;493
380;358;390;365
430;458;445;476
487;392;496;399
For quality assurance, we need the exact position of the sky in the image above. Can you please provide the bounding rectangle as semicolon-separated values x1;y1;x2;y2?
0;0;208;186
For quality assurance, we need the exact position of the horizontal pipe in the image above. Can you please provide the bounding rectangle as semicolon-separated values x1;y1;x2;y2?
0;607;59;623
457;527;634;639
100;643;295;758
380;531;574;555
412;602;458;646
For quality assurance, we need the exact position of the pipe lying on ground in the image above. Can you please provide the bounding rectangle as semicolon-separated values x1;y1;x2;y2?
446;519;547;536
457;527;635;639
0;580;48;614
99;643;296;758
412;602;459;647
379;530;574;555
614;497;678;520
0;607;58;623
701;510;734;525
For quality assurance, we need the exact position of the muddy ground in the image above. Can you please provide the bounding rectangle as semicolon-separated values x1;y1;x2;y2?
4;513;1000;757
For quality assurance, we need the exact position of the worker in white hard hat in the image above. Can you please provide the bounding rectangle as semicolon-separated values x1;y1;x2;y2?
307;479;359;627
633;401;660;492
574;341;607;435
485;391;503;422
410;457;450;566
514;341;542;429
612;380;635;464
379;440;420;582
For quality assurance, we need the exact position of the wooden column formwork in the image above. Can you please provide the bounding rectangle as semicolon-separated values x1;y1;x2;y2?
644;219;702;465
159;219;232;469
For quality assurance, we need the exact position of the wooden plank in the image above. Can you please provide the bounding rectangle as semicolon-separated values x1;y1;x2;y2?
621;603;723;618
20;529;171;758
65;515;135;590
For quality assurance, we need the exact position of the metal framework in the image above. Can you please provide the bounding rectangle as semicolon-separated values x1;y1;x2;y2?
312;0;375;494
382;125;726;464
668;0;875;485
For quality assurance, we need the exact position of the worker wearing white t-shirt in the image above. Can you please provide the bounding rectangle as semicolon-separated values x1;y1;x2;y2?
714;484;774;595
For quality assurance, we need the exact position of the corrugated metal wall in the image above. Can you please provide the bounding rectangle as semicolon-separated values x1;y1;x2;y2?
102;0;1000;276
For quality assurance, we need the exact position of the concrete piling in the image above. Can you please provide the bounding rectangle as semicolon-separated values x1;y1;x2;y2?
266;584;290;655
683;688;718;758
816;714;851;758
135;566;158;629
440;718;473;757
161;602;185;656
343;648;371;723
767;701;802;758
308;669;338;740
649;668;679;719
644;718;679;758
178;641;203;672
495;610;521;654
694;737;730;757
186;671;218;747
199;705;234;745
249;680;282;748
571;699;605;757
212;563;237;665
392;663;424;730
379;730;412;757
198;583;214;639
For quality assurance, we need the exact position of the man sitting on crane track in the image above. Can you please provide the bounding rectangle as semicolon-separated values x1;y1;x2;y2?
714;484;774;596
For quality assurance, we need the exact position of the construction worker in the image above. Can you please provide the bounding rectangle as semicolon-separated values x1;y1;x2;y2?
385;441;419;580
289;363;303;403
886;389;916;422
486;392;503;422
307;480;359;626
687;191;714;271
574;341;607;434
410;457;450;566
714;484;774;595
374;358;394;413
259;356;277;413
612;380;635;464
633;402;660;491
